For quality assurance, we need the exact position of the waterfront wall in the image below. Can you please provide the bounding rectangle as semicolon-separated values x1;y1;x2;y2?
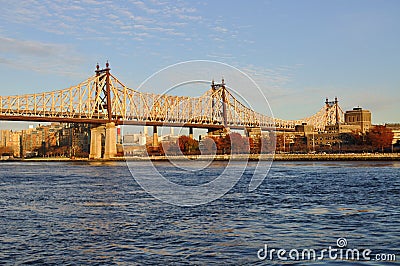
272;153;400;161
139;153;400;161
3;153;400;162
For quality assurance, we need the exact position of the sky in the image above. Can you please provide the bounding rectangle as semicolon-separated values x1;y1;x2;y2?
0;0;399;126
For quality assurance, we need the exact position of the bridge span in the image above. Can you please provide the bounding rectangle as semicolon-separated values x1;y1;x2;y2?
0;63;343;158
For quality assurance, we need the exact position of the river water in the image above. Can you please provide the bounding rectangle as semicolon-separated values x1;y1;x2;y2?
0;161;399;265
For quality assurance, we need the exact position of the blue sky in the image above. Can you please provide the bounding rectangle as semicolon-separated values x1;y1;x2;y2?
0;0;399;124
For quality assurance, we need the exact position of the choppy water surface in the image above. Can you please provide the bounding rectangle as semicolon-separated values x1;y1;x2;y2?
0;161;399;265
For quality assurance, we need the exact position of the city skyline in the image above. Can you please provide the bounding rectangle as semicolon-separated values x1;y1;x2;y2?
0;0;399;124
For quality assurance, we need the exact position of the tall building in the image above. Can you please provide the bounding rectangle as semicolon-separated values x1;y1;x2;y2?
0;129;21;157
58;123;90;157
344;107;372;133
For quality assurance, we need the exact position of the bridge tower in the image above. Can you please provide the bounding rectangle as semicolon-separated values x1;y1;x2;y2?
208;78;229;136
89;62;117;159
324;97;341;126
335;97;339;125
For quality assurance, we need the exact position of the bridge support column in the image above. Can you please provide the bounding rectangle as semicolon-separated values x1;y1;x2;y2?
104;122;117;159
189;127;194;139
89;126;103;159
152;126;159;147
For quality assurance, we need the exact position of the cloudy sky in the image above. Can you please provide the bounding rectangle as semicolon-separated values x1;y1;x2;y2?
0;0;399;124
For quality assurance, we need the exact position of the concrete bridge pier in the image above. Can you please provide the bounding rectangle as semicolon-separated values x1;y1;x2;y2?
89;122;117;159
89;125;104;159
152;125;159;147
189;127;194;139
104;122;117;159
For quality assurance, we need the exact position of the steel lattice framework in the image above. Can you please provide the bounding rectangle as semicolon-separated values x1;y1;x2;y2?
0;67;343;131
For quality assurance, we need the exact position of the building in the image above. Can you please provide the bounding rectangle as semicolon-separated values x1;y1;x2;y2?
0;129;21;157
67;123;91;156
20;123;64;157
294;106;372;150
295;124;314;136
325;124;361;134
293;106;372;151
307;132;340;147
385;123;400;145
344;107;372;133
304;123;366;149
122;130;151;156
123;132;149;146
0;123;91;158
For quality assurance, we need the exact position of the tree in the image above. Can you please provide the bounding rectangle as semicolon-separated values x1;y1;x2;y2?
178;136;199;154
199;138;217;155
367;125;394;152
208;135;231;155
340;132;363;146
228;132;250;154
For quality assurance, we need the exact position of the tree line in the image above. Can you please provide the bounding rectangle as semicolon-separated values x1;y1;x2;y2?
148;125;397;156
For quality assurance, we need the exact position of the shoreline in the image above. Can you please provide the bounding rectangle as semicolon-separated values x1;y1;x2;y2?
2;153;400;162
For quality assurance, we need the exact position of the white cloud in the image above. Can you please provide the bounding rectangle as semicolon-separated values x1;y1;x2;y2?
240;64;299;98
0;37;61;57
131;0;160;14
0;1;204;42
0;36;86;77
0;1;262;58
214;26;228;33
206;53;235;60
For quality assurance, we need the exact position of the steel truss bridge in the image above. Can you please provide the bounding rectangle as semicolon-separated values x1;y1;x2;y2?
0;64;343;132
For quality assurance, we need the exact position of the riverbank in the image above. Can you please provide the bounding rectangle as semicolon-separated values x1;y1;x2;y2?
2;153;400;162
273;153;400;161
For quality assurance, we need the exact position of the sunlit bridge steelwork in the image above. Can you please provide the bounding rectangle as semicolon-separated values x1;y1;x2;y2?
0;63;344;158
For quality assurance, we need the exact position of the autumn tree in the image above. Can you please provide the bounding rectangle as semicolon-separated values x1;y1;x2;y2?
178;136;199;155
338;131;367;152
340;131;363;146
366;125;394;152
229;132;250;154
210;135;231;155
